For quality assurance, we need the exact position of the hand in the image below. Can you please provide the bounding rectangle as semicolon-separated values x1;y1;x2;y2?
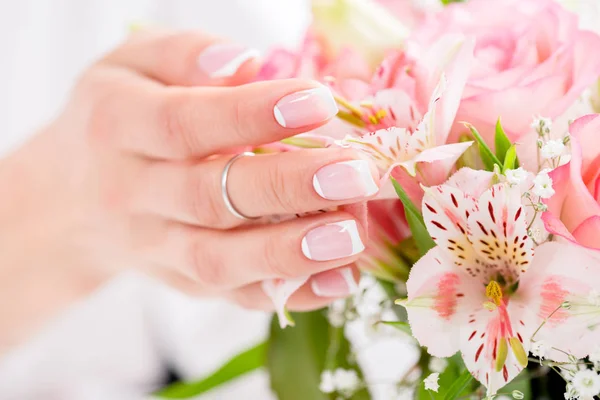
0;29;380;346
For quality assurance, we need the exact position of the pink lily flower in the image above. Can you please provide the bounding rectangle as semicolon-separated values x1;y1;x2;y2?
402;168;600;395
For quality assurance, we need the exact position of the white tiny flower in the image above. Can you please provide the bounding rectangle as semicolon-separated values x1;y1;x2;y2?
589;346;600;364
495;396;512;400
565;383;578;399
572;369;600;397
541;139;566;159
395;387;415;400
505;167;528;185
531;116;553;135
428;357;448;373
512;390;525;399
531;340;549;359
405;367;422;384
588;290;600;307
533;170;555;199
423;372;440;392
333;368;361;396
319;370;335;394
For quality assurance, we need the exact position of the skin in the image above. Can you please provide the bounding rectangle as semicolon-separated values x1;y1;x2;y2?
0;30;377;350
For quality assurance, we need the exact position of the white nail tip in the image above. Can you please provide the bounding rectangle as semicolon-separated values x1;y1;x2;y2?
313;160;379;199
209;48;260;78
274;105;287;127
301;236;312;259
340;267;359;294
337;220;365;256
310;280;325;297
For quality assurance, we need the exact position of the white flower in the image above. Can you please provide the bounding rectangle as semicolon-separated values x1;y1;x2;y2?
395;387;415;400
505;167;528;185
423;372;440;392
541;140;566;159
319;370;335;394
565;383;578;400
572;369;600;397
589;346;600;364
531;340;549;359
333;369;361;396
327;300;347;327
533;170;555;199
428;357;448;373
531;116;553;135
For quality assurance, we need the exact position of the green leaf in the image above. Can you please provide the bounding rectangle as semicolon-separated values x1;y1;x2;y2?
502;369;532;399
155;342;267;398
503;146;518;172
391;178;435;256
495;119;512;163
465;123;501;172
443;370;473;400
380;321;412;335
267;311;330;400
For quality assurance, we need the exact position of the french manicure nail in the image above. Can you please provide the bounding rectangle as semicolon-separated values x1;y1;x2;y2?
313;160;379;200
301;220;364;261
197;43;260;78
274;86;338;129
311;267;359;297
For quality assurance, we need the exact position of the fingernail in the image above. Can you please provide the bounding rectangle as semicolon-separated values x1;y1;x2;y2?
197;43;260;78
313;160;379;200
274;86;338;129
311;267;359;297
301;220;364;261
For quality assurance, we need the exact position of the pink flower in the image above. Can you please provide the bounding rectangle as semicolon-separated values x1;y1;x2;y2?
357;199;411;281
333;36;476;202
256;32;372;83
412;0;600;144
402;168;600;395
542;114;600;250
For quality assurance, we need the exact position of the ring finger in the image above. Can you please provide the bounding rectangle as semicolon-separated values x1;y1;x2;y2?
132;148;380;229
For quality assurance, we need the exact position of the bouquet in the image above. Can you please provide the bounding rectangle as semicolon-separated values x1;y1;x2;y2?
157;0;600;399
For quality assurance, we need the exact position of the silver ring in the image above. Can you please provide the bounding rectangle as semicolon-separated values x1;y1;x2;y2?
221;152;260;221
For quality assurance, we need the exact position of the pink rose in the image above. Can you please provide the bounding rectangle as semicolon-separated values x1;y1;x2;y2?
413;0;600;143
543;114;600;250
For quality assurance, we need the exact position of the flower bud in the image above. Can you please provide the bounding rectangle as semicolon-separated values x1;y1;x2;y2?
512;390;525;399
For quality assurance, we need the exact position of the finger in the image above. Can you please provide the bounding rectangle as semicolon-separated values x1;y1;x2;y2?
138;212;367;290
229;267;361;311
115;79;338;159
131;148;379;228
102;29;261;86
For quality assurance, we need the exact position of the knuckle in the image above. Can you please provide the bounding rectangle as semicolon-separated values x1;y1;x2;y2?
263;234;297;280
188;167;227;228
188;240;228;288
156;90;197;156
264;161;298;213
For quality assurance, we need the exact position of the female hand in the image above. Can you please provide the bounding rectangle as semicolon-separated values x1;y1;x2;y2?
0;29;380;347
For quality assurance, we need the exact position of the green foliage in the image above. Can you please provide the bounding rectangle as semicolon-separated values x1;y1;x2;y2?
503;146;518;172
416;355;479;400
391;178;436;256
267;310;369;400
155;342;267;398
441;0;465;4
380;321;412;335
465;123;501;171
503;369;532;399
495;119;512;164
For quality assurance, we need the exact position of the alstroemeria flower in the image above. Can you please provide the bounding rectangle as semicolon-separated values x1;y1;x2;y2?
330;36;475;201
262;277;310;329
403;170;600;395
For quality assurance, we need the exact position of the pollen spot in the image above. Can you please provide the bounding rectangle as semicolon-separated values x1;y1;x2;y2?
431;221;447;230
468;331;477;341
475;343;484;362
425;203;437;214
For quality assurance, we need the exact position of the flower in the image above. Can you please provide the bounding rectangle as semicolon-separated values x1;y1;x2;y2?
531;117;553;136
531;340;549;359
320;369;361;396
540;140;566;160
505;168;528;185
401;172;600;395
429;357;449;373
411;0;600;144
423;373;440;392
334;36;475;202
532;170;555;198
261;277;309;329
542;114;600;250
311;0;410;67
571;369;600;397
